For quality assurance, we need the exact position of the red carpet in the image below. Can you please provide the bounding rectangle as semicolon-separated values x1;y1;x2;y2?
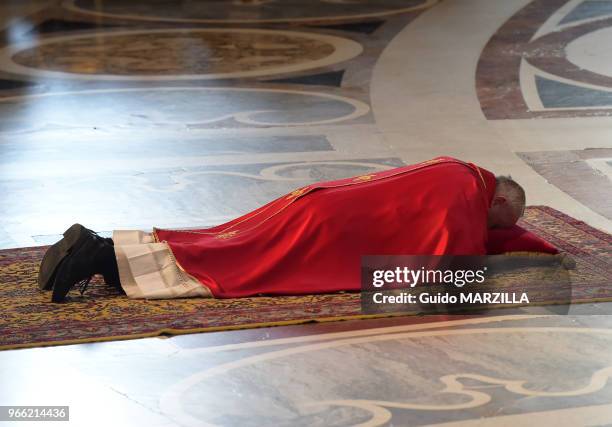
0;206;610;350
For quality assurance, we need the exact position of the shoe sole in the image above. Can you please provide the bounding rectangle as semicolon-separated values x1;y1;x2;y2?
37;224;89;290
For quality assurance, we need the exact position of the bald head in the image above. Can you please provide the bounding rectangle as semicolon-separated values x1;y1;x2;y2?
487;175;526;228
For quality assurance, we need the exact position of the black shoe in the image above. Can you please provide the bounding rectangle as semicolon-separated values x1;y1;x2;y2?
51;233;118;303
38;224;94;290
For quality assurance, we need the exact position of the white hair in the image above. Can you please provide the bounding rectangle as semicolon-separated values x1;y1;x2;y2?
495;175;526;217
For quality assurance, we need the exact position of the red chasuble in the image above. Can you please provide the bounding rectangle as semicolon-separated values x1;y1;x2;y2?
154;157;496;298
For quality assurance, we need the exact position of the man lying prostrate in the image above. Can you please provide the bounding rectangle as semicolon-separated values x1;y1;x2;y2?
39;157;525;303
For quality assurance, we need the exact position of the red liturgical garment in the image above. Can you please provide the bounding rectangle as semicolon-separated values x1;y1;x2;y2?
154;157;496;298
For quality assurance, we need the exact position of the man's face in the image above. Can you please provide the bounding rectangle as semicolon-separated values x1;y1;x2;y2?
488;196;523;228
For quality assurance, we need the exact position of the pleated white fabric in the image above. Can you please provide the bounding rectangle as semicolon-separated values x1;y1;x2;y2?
113;230;211;299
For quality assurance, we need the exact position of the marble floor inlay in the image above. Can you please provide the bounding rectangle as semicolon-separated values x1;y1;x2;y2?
62;0;437;24
2;314;612;426
0;0;428;248
478;0;612;119
162;325;612;426
1;29;363;80
0;87;371;132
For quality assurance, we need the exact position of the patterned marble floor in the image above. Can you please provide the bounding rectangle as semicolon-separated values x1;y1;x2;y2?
2;310;612;426
1;0;611;247
0;0;611;426
0;0;427;248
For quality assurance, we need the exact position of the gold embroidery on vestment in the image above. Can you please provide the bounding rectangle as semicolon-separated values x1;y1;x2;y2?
216;230;239;239
353;174;375;182
286;187;309;200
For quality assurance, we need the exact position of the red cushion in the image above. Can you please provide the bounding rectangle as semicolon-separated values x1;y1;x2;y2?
486;224;558;254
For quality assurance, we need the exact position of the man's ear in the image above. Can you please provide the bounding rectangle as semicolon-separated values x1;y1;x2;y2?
491;195;507;206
